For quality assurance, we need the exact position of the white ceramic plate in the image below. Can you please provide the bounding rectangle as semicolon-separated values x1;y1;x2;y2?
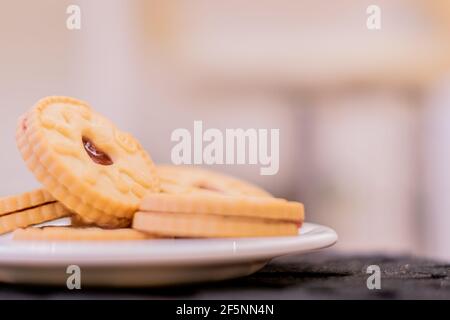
0;220;337;287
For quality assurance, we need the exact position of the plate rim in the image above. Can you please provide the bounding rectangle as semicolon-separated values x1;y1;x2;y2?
0;222;337;267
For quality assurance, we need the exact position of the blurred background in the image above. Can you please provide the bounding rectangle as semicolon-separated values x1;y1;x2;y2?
0;0;449;260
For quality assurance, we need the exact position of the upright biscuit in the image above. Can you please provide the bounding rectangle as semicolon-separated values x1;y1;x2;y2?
16;96;160;228
0;189;71;235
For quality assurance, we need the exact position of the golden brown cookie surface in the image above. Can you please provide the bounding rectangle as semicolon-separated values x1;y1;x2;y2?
16;96;160;228
135;192;304;238
157;165;272;197
133;211;300;238
140;193;303;222
0;189;54;216
0;189;71;235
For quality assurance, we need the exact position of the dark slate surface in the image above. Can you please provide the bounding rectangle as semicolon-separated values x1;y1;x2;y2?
0;251;449;300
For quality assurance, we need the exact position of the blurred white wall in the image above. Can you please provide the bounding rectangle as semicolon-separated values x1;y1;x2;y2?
0;0;71;195
300;90;418;253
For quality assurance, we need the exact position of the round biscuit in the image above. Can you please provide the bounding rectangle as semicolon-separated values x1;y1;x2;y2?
140;193;304;223
157;165;272;197
16;96;160;228
133;211;300;238
0;189;54;216
0;202;71;235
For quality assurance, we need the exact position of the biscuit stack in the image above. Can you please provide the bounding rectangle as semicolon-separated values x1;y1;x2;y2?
1;96;304;241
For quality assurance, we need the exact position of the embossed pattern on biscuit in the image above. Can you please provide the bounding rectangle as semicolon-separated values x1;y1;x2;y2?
16;96;160;228
157;165;272;197
140;193;304;223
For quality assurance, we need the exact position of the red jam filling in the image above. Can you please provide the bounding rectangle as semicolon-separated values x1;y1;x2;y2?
82;137;113;166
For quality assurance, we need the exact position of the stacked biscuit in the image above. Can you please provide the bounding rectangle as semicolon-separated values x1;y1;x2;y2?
1;96;304;241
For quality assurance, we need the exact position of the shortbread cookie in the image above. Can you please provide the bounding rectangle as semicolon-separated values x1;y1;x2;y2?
0;189;54;216
133;211;300;238
140;193;304;222
13;226;152;241
135;193;304;238
157;165;272;197
0;189;71;235
16;96;160;228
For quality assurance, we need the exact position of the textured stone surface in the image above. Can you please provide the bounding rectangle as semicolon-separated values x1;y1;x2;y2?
0;251;449;299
